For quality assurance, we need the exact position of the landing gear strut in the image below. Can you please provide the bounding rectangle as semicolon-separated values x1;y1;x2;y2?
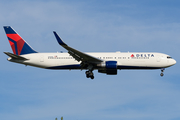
160;68;165;77
85;64;94;79
85;71;94;79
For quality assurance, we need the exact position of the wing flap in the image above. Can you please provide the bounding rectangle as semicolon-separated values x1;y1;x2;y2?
68;50;81;62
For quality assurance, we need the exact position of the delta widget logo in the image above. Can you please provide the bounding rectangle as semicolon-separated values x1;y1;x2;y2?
131;54;154;58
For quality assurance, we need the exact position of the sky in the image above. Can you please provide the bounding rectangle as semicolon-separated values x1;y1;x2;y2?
0;0;180;120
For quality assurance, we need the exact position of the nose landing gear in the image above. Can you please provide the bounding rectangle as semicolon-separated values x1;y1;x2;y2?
160;68;165;77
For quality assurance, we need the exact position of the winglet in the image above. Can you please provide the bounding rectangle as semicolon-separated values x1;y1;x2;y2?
52;31;103;63
53;31;67;46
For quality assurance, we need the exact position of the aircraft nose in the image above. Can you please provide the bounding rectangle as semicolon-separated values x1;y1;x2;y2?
167;58;176;67
172;59;176;65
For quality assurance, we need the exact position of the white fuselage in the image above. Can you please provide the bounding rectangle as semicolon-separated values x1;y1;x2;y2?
4;26;176;78
8;52;176;70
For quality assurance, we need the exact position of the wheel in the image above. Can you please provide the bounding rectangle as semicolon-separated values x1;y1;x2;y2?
85;71;89;74
85;71;94;79
160;73;164;77
86;75;90;78
91;76;94;79
86;71;90;78
86;73;90;78
89;72;93;76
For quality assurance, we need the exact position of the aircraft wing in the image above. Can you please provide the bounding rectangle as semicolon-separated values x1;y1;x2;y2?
53;32;103;63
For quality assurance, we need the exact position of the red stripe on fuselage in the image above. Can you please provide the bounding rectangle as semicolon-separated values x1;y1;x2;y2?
7;34;25;55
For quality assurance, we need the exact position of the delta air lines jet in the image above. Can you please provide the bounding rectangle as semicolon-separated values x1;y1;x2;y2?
4;26;176;79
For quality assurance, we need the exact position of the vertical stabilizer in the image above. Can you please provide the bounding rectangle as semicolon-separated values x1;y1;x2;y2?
3;26;37;55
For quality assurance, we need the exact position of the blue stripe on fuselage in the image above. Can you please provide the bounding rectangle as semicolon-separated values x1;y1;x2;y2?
46;64;81;69
46;65;161;70
118;66;161;69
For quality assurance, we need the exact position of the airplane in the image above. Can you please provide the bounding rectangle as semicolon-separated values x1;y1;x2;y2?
3;26;176;79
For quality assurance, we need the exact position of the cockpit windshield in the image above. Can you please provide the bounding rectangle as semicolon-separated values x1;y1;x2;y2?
167;56;172;59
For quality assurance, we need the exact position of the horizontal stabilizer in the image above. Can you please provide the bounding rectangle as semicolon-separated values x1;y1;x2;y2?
4;52;29;60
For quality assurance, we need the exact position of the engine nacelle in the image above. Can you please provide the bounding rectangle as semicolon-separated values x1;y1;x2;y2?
98;61;117;75
106;61;117;69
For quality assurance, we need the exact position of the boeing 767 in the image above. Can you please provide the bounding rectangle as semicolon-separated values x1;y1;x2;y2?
4;26;176;79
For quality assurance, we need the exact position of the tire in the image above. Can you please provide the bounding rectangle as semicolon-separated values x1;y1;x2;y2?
160;73;164;77
91;76;94;79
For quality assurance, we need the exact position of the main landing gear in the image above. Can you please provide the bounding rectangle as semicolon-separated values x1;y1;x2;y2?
85;64;94;79
160;68;165;77
85;71;94;79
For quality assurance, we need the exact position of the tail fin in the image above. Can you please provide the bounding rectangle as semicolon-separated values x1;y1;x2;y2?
3;26;37;55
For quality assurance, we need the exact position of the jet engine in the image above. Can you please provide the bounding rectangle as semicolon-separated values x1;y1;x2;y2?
98;61;117;75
